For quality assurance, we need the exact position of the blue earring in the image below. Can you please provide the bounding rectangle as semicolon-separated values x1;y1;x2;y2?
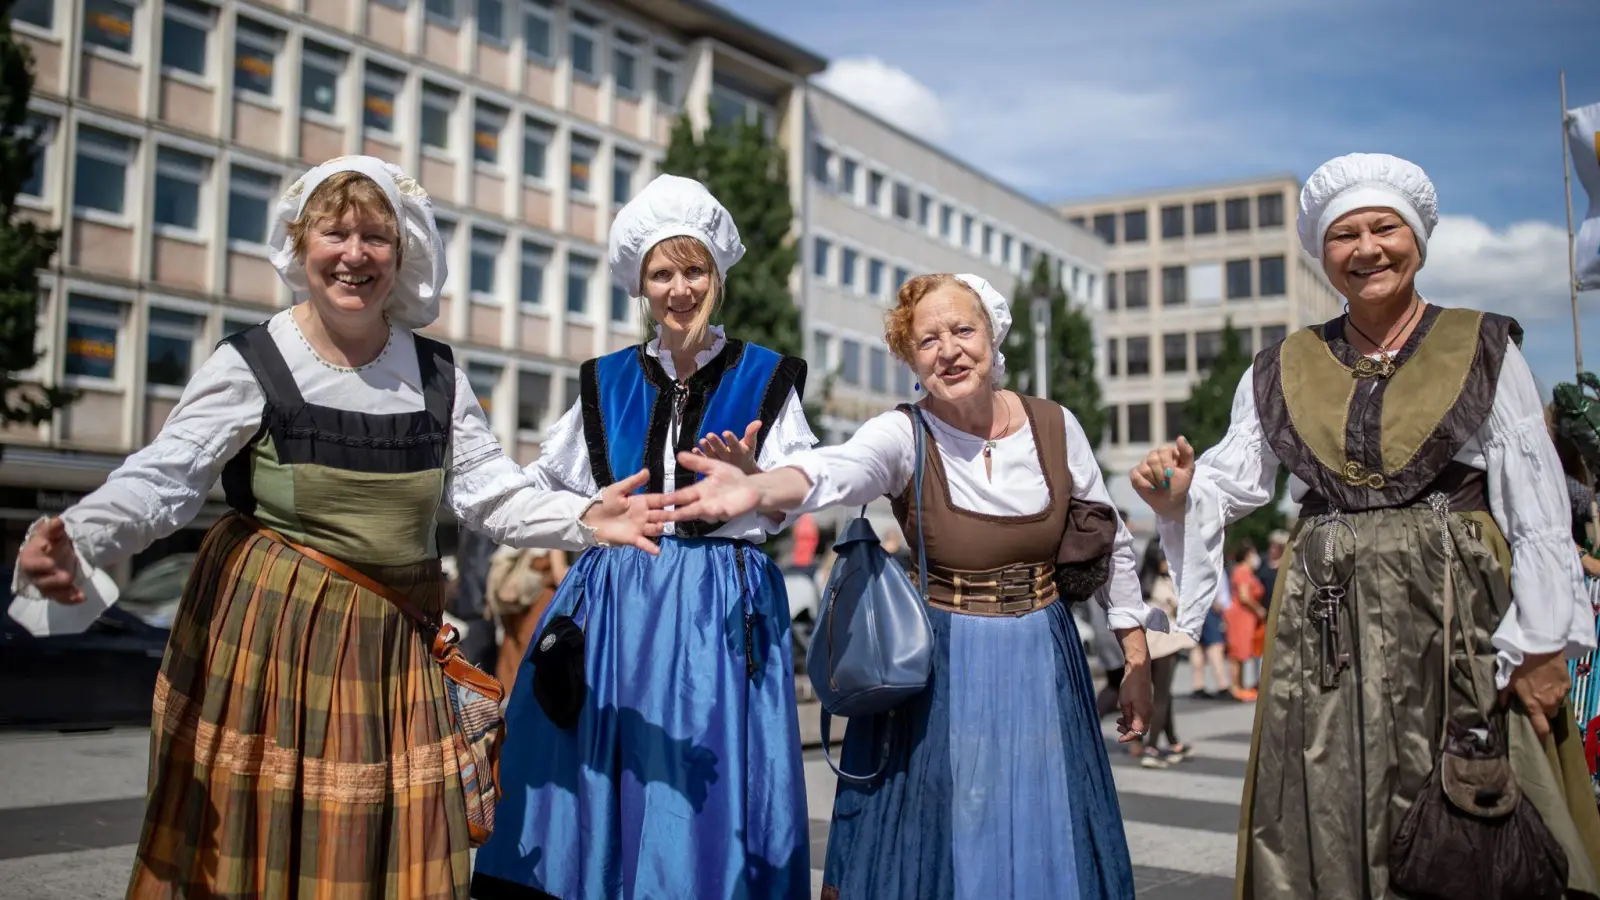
913;382;921;392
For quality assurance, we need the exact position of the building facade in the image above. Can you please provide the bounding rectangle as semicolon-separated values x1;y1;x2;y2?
1057;176;1343;529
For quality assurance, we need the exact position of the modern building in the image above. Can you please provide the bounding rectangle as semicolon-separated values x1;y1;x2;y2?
1057;175;1344;529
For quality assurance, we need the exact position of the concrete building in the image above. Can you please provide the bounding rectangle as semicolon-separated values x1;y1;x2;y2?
1057;175;1343;528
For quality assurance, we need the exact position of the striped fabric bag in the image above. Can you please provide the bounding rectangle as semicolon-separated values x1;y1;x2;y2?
1572;573;1600;797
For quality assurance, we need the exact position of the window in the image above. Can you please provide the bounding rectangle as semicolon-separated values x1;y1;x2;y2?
1192;200;1217;235
65;296;123;380
1163;332;1188;374
84;0;135;54
566;254;594;316
961;214;974;249
19;116;51;198
73;126;134;216
840;339;861;386
869;346;888;393
1107;338;1119;377
1106;272;1118;311
612;150;638;206
1161;265;1187;307
1195;330;1223;373
421;83;456;151
1239;329;1255;356
153;146;207;231
474;100;506;166
223;317;258;338
918;194;931;228
1225;196;1251;232
1160;204;1185;239
1020;242;1033;273
653;62;677;108
1261;324;1288;348
893;182;911;221
840;248;858;289
523;0;553;61
1108;408;1120;445
569;135;597;197
1189;261;1223;306
517;369;552;432
812;330;831;371
227;166;278;245
469;229;501;299
563;374;580;408
1164;402;1185;442
710;82;776;132
812;237;830;279
466;362;500;416
868;259;885;298
839;158;858;196
613;32;641;95
1069;215;1086;228
1226;258;1253;299
234;19;282;99
161;0;212;75
479;0;506;43
867;170;884;208
522;117;551;180
13;0;52;29
1259;255;1287;296
892;266;909;295
1123;209;1148;243
569;11;599;81
811;143;832;186
1002;234;1013;267
609;285;629;323
519;240;548;307
363;63;402;137
1127;403;1151;444
146;308;201;388
1125;336;1150;376
1092;213;1116;244
1123;268;1150;309
894;363;912;397
981;224;993;257
300;41;343;117
426;0;457;23
1257;191;1285;228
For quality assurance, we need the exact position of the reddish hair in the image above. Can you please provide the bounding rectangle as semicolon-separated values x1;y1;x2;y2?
882;273;987;363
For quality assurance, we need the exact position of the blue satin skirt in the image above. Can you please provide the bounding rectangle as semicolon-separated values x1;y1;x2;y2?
471;537;810;900
821;600;1135;900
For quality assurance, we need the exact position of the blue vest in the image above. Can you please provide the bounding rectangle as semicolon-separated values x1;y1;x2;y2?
580;339;806;538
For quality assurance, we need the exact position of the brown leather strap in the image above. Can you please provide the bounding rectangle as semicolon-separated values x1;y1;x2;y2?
246;518;439;634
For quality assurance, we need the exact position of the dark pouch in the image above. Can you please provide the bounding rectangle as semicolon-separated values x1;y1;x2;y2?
531;588;587;730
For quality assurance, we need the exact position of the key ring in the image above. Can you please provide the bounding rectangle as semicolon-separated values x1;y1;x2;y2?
1300;514;1358;597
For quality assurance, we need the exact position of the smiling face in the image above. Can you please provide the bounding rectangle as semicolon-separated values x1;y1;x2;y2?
907;283;995;404
640;236;720;348
289;173;401;328
1321;208;1422;308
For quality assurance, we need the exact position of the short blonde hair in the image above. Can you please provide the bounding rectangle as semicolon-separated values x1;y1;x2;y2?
286;171;401;266
637;235;723;348
882;273;988;364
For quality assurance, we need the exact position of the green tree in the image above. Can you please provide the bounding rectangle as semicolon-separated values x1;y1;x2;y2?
1002;256;1107;449
0;2;71;446
1181;321;1286;554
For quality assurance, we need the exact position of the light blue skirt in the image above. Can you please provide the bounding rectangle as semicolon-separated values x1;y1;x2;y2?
472;537;810;900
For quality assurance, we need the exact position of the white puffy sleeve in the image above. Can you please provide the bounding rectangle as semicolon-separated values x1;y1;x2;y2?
1481;339;1597;687
524;399;599;495
445;367;599;551
1061;407;1166;632
1156;367;1282;640
784;410;915;513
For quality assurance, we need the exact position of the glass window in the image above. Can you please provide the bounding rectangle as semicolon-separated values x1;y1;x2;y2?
64;295;123;380
300;41;343;116
470;229;501;298
474;100;506;166
426;0;457;22
1258;191;1285;228
961;214;974;248
1192;200;1217;235
522;118;551;180
1106;337;1119;377
868;259;884;298
840;339;861;386
566;254;593;315
146;307;201;387
479;0;506;42
421;83;455;151
1123;209;1147;243
84;0;135;54
20;115;52;198
1125;336;1150;376
609;285;629;323
1161;265;1187;306
234;19;282;98
811;143;832;186
653;65;677;107
981;224;993;256
1259;255;1287;296
917;194;931;228
153;146;208;230
869;346;888;393
894;363;912;397
1092;213;1116;244
812;237;829;278
569;135;597;196
812;330;831;371
867;171;884;208
1127;403;1151;444
1261;324;1288;348
563;373;581;409
520;240;548;307
893;182;911;220
570;14;597;81
1162;332;1188;374
1160;204;1185;239
1123;268;1149;309
1002;234;1013;266
13;0;52;29
1188;261;1223;306
523;1;552;61
1164;402;1185;442
840;248;858;288
1108;407;1120;445
892;266;909;296
1226;258;1253;299
363;64;401;136
517;369;552;432
613;32;641;94
940;204;952;238
839;158;858;196
1020;242;1032;272
73;126;134;215
1106;272;1119;311
1196;330;1223;372
466;363;500;416
227;166;278;245
1225;196;1251;232
161;0;211;75
612;150;638;206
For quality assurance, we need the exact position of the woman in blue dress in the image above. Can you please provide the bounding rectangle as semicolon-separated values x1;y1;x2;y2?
656;273;1162;899
471;175;817;900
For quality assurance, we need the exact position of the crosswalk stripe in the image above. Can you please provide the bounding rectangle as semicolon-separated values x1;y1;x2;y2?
0;844;138;898
1111;766;1247;806
0;730;148;811
1122;820;1239;878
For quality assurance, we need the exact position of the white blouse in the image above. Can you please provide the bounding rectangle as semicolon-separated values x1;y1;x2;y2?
1156;338;1597;688
782;401;1164;632
528;324;818;543
10;311;601;634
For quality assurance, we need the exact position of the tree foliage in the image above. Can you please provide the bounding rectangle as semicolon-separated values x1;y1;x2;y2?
1002;255;1107;449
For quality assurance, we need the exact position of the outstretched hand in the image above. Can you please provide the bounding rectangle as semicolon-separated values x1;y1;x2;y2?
659;451;762;523
17;517;82;604
697;420;763;475
581;469;668;555
1129;435;1196;521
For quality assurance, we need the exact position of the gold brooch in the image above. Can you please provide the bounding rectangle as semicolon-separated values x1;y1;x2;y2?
1341;461;1385;489
1352;356;1397;379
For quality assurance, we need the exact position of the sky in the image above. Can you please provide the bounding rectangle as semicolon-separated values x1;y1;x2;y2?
719;0;1600;394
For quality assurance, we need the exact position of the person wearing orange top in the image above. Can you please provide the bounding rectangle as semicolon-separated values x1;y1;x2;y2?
1226;544;1267;701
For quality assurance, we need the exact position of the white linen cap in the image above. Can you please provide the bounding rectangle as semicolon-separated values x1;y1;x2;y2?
954;273;1013;380
1298;152;1439;262
608;174;745;297
268;155;448;330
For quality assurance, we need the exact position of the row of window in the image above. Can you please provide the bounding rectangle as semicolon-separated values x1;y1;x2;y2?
1105;324;1287;379
811;329;915;397
812;236;913;303
1075;192;1287;246
1106;256;1288;311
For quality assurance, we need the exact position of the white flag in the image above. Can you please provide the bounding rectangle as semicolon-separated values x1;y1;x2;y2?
1570;101;1600;290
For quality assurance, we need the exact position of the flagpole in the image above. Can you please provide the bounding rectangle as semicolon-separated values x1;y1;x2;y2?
1563;69;1584;377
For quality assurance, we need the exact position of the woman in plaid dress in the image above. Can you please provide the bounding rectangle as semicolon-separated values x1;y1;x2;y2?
10;156;662;899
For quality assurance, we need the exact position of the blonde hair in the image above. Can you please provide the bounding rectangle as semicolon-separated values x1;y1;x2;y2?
637;235;723;349
883;273;988;364
286;171;401;267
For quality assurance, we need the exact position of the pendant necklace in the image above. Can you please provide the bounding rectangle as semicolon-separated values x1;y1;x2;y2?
1344;297;1422;377
982;396;1013;463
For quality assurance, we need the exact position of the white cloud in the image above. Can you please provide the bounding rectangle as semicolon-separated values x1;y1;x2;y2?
813;57;951;142
1418;215;1572;321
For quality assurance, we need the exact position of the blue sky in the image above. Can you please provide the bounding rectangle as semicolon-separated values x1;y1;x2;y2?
723;0;1600;392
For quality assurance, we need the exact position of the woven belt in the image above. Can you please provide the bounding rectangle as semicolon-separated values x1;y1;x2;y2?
913;560;1058;617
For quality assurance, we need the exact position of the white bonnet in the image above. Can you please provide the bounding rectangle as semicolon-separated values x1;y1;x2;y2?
1298;152;1439;262
954;273;1012;380
268;155;447;330
608;174;745;296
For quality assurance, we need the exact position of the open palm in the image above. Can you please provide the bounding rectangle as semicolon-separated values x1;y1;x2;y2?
661;452;761;523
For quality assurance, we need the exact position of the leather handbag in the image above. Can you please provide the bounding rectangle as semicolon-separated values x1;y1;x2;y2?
247;519;506;848
530;585;588;730
807;403;934;783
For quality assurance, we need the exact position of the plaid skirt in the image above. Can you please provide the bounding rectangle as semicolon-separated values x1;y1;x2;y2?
127;513;471;899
